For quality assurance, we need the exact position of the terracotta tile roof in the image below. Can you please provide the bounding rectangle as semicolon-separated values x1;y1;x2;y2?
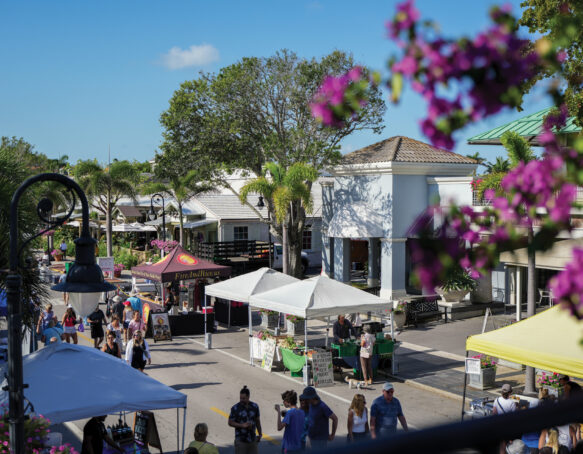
116;205;145;218
341;136;477;165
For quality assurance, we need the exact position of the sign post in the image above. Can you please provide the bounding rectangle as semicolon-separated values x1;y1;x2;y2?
312;350;334;388
261;338;276;372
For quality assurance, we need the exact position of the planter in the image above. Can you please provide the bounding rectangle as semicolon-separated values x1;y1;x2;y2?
286;319;305;336
469;367;497;390
113;270;122;278
392;312;406;330
438;288;469;303
53;254;63;262
261;312;279;330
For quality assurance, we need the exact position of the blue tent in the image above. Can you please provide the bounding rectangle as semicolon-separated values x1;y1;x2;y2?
0;291;6;317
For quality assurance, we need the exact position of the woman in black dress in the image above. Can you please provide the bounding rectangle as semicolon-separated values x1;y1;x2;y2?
125;330;151;372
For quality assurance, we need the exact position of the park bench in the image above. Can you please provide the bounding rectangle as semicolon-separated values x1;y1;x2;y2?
405;295;442;326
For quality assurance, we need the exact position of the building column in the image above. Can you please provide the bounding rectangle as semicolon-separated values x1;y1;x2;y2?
320;180;335;277
333;237;351;282
508;266;516;306
379;238;407;300
516;266;523;321
367;238;380;287
321;233;333;277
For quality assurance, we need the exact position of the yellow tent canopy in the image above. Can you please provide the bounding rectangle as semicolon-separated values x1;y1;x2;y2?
466;306;583;379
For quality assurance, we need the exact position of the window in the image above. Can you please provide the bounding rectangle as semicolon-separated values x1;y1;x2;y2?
233;226;248;241
302;229;312;250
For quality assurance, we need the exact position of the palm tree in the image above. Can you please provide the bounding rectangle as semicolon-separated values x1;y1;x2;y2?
73;159;141;257
465;152;487;176
142;170;214;246
475;130;538;394
240;162;318;277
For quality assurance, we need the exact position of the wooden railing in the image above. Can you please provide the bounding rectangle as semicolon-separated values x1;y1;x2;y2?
191;240;272;263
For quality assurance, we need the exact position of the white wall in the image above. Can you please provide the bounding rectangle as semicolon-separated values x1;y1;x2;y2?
427;177;474;207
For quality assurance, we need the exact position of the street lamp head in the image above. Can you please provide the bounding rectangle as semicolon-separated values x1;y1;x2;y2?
256;196;265;209
148;208;157;221
51;234;116;293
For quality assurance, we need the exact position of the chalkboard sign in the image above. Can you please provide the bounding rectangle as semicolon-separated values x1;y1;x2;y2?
133;410;162;451
261;338;276;372
312;350;334;388
151;312;172;343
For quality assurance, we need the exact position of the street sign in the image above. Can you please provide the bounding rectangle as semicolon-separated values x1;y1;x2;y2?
465;358;481;375
98;257;114;278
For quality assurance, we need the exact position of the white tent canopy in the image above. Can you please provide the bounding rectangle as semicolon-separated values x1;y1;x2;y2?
249;275;391;317
0;343;187;424
205;267;299;302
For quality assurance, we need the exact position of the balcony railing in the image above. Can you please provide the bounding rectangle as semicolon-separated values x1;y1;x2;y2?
473;186;583;206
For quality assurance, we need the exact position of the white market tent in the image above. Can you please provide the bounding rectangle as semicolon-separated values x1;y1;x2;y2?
0;343;188;450
248;275;394;372
249;274;391;318
204;267;300;363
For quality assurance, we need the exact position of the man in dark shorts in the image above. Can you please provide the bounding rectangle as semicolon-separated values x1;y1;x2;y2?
82;415;123;454
87;304;107;349
301;386;338;450
111;295;125;320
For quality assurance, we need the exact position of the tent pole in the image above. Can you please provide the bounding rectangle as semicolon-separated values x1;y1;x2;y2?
304;317;308;385
177;408;179;452
461;350;469;421
228;299;231;328
325;316;329;348
204;289;208;348
248;304;253;366
182;406;187;452
390;306;396;375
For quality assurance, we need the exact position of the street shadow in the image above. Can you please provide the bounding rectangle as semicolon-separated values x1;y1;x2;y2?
170;381;221;390
151;347;204;356
147;361;217;370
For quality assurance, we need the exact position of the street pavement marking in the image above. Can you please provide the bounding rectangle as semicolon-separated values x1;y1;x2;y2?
398;341;466;362
210;406;279;445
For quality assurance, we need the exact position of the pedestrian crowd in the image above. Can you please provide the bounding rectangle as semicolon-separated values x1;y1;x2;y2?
37;292;152;373
496;377;583;454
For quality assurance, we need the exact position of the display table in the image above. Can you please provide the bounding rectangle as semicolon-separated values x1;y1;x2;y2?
331;339;395;377
168;312;215;336
214;299;248;326
104;442;149;453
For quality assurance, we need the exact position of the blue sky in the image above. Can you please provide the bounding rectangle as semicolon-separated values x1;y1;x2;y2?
0;0;550;166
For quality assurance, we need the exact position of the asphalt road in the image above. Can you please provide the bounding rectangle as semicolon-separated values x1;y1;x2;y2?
47;296;463;453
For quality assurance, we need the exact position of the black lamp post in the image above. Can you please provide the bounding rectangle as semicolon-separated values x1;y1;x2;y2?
8;173;115;453
256;196;272;268
148;193;166;255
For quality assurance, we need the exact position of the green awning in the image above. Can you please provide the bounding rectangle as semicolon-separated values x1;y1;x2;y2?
467;107;580;146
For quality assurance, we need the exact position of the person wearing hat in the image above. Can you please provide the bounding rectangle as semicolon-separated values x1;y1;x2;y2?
300;386;338;449
111;295;125;321
370;383;408;439
492;384;517;415
128;290;143;317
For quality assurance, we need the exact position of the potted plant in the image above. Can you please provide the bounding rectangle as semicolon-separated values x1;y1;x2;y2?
259;309;279;329
537;371;563;397
285;314;305;336
468;354;497;390
113;263;125;278
51;248;63;261
392;300;407;330
437;267;477;303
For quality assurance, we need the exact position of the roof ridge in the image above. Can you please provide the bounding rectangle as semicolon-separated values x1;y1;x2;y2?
388;136;401;161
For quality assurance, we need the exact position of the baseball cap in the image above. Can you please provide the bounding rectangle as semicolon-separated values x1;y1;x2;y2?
501;384;513;393
382;382;394;392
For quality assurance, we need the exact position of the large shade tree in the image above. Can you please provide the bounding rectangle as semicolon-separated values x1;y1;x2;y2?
157;49;385;275
73;159;141;257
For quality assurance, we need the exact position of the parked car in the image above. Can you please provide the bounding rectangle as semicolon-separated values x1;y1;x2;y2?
272;244;320;274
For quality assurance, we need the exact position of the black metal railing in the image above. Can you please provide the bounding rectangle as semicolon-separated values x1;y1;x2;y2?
325;393;583;454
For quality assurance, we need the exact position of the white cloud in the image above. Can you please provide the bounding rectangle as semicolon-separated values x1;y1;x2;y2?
161;44;219;70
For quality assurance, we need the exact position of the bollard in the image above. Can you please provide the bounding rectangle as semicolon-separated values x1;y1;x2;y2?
205;333;212;349
302;364;311;386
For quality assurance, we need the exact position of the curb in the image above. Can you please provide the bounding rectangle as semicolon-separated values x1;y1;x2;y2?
377;369;472;404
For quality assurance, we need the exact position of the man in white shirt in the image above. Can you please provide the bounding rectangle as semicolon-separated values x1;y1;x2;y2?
492;384;517;415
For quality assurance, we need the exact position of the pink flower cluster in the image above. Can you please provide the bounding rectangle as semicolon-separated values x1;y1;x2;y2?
388;1;540;150
310;66;374;128
549;248;583;320
150;239;178;253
